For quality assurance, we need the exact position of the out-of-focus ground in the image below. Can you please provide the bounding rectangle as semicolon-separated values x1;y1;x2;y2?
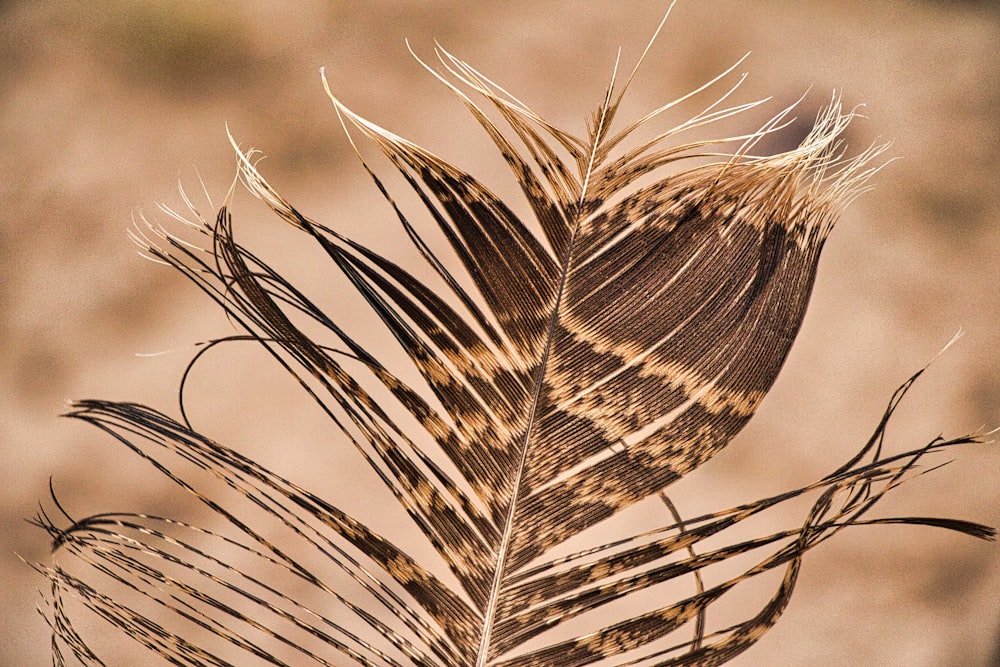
2;2;999;665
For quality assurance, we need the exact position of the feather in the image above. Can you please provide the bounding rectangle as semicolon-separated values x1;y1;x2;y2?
33;11;993;667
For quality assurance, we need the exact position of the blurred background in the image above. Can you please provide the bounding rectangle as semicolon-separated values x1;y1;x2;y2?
2;1;998;665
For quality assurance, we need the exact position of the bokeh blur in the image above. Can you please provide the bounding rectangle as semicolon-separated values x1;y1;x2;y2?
3;1;999;665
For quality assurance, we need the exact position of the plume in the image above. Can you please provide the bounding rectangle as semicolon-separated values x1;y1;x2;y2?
33;11;993;667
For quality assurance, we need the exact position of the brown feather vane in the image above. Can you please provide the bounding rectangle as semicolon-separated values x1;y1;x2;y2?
33;12;993;667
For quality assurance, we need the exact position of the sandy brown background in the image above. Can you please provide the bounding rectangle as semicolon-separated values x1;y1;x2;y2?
3;1;999;665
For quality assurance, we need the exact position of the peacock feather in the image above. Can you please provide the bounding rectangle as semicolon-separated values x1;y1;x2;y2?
33;8;993;666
